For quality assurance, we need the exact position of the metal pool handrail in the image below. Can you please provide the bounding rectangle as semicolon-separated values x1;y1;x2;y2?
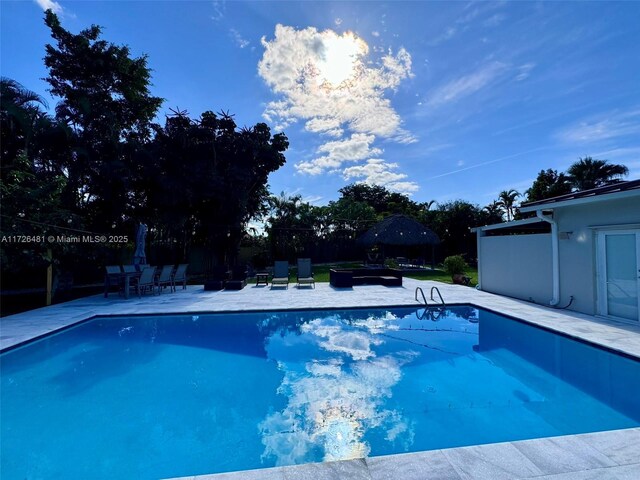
430;286;445;307
415;286;446;321
415;287;428;305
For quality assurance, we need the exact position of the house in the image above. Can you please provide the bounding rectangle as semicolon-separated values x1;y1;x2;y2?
473;179;640;323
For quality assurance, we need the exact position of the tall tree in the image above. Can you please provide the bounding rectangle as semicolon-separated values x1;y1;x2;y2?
430;200;483;259
1;78;74;275
325;197;377;234
482;201;504;224
525;169;572;202
1;78;48;163
338;183;423;218
566;156;629;191
141;110;288;264
43;9;163;231
265;193;324;259
497;189;520;221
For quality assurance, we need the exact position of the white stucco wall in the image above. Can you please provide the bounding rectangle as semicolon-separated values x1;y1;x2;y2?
555;197;640;315
479;234;553;303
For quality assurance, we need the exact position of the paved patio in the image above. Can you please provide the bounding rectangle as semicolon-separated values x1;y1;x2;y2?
2;279;639;479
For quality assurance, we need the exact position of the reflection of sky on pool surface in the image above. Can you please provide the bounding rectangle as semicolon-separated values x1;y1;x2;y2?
260;311;419;464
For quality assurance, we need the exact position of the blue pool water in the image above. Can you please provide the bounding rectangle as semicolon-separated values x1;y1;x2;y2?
1;306;639;479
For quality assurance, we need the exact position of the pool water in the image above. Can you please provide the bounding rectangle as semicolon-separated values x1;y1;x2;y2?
1;306;639;479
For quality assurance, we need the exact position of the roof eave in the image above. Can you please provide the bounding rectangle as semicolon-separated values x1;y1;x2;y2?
471;216;545;233
520;189;640;213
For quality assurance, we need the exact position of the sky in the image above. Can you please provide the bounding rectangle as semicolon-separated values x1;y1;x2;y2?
2;0;640;207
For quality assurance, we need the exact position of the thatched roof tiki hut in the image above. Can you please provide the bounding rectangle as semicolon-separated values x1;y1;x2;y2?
358;214;440;268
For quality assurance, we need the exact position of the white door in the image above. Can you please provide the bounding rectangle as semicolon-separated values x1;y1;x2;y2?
598;230;640;322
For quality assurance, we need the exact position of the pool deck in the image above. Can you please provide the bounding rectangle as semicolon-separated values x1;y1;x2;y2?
2;278;640;479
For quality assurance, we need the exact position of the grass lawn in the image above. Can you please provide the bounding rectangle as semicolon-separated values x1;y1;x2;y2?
249;262;478;287
404;266;478;287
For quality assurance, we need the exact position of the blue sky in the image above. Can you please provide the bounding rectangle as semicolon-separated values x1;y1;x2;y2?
2;1;639;207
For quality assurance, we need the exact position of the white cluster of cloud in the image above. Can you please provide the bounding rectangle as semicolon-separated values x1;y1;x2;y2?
35;0;63;14
259;314;416;465
258;25;417;193
343;159;419;193
296;133;381;175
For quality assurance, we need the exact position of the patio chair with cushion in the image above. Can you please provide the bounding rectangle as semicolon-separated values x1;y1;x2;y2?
155;265;175;294
131;266;156;297
271;261;290;289
296;258;315;288
171;263;189;291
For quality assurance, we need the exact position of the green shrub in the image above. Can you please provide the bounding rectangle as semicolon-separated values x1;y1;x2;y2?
384;258;399;269
443;255;468;277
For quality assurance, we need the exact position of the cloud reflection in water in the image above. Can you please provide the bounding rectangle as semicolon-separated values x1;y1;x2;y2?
259;312;417;465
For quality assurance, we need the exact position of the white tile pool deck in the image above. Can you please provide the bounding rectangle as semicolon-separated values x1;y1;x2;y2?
2;278;640;479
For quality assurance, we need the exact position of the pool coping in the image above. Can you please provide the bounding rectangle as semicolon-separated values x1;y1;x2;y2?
167;427;640;480
2;279;640;479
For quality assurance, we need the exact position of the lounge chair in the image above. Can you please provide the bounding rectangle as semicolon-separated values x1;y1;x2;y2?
131;266;156;297
155;265;174;293
271;261;290;289
226;265;248;290
122;264;137;273
171;263;189;291
296;258;315;288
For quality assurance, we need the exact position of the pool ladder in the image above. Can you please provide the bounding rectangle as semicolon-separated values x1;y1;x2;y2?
415;286;446;321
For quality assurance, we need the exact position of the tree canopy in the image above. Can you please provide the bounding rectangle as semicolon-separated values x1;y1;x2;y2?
338;183;429;218
44;10;164;232
1;10;289;289
525;169;572;202
1;78;75;273
497;157;629;215
143;110;288;264
566;156;629;191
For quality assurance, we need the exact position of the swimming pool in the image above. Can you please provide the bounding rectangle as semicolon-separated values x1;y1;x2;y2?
1;306;638;479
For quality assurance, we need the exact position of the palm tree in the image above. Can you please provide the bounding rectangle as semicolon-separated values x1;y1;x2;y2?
268;192;302;224
566;156;629;191
483;201;504;224
497;189;520;221
1;77;48;109
1;78;49;159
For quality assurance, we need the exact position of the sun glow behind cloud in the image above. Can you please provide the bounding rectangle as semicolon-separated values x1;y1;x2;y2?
315;32;367;87
258;25;417;193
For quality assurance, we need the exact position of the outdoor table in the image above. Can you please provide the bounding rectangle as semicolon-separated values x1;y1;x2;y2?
255;272;269;286
104;271;141;299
